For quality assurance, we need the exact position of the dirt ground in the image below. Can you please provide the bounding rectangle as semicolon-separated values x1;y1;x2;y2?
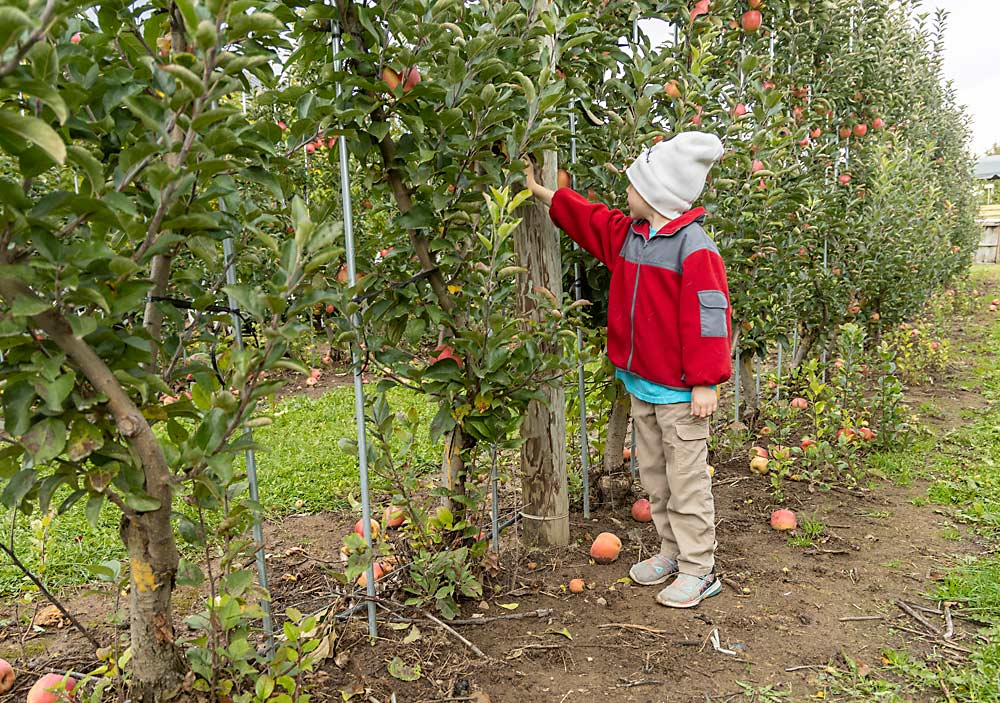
1;294;995;703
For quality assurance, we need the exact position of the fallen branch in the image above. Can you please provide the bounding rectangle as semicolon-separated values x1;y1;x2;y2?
785;664;829;673
616;678;662;688
943;603;954;641
599;623;667;636
896;600;941;636
838;615;884;622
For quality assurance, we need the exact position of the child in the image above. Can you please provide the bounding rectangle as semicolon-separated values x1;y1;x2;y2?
524;132;732;608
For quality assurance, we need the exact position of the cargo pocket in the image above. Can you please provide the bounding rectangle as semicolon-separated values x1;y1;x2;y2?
697;290;728;338
675;416;709;441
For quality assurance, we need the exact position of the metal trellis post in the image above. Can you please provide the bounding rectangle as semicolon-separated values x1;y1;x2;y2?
222;236;275;653
569;104;591;518
333;21;377;639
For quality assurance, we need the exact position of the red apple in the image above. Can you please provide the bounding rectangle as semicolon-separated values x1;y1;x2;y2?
70;32;82;44
732;103;748;117
590;532;622;564
356;562;385;588
872;117;885;129
853;123;868;137
741;10;762;32
770;509;797;531
401;66;421;92
799;137;810;148
838;126;852;139
354;518;380;540
690;0;710;22
763;81;775;90
325;304;335;314
751;159;765;173
836;428;855;443
858;427;876;442
381;66;402;91
433;344;464;368
305;142;316;154
930;341;939;351
631;498;653;523
277;121;287;131
383;506;405;528
569;578;586;594
665;80;682;99
800;438;816;450
751;446;768;458
790;397;808;410
749;0;762;7
0;659;13;695
771;445;791;461
810;127;822;139
27;674;76;703
838;173;852;186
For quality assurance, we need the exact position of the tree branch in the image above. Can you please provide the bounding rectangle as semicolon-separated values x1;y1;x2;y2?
0;0;59;80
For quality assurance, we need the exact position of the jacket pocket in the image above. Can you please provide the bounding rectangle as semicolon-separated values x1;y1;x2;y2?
697;289;728;338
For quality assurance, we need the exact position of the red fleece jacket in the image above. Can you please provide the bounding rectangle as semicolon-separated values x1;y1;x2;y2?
549;188;732;389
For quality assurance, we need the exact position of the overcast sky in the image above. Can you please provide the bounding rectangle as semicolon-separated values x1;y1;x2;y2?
917;0;1000;156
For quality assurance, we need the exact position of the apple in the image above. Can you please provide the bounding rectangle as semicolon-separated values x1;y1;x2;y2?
741;10;762;32
664;80;682;99
732;103;748;118
749;456;769;475
557;169;572;189
689;0;710;22
384;506;405;528
631;498;652;522
336;264;349;284
810;127;822;139
356;562;385;588
930;341;939;351
800;437;816;450
70;32;82;44
401;66;421;92
381;66;401;91
759;426;773;436
590;532;622;564
836;428;855;443
763;80;775;90
569;578;586;594
751;159;765;173
433;344;463;368
990;305;997;312
0;659;14;695
992;299;999;306
749;0;762;7
838;126;852;139
790;397;808;410
277;121;287;131
623;446;632;460
27;674;76;703
838;173;852;186
799;137;810;148
853;123;868;137
690;113;703;126
771;445;791;461
770;509;797;531
751;446;768;458
858;427;876;442
305;142;316;154
873;117;885;129
354;518;380;540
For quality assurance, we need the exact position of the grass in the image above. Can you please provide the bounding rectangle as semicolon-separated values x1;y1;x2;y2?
0;385;439;596
825;267;1000;702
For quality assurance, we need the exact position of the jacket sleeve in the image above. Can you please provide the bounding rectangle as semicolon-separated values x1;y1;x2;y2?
679;248;733;387
548;188;632;269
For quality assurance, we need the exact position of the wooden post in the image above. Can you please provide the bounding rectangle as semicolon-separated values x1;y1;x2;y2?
515;151;569;546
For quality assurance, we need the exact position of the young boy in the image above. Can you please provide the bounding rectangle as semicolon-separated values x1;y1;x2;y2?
524;132;732;608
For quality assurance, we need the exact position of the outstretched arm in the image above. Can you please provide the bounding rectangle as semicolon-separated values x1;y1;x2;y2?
523;159;555;206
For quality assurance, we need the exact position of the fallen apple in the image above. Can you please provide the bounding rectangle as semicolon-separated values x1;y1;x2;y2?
0;659;13;695
707;464;715;478
751;446;768;458
590;532;622;564
27;674;76;703
631;498;652;523
356;562;385;588
569;578;586;594
770;509;797;531
790;397;808;410
800;438;816;450
354;518;380;540
384;506;405;529
749;456;769;475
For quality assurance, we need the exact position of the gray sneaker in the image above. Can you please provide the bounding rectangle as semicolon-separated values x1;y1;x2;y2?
629;554;678;586
655;572;722;608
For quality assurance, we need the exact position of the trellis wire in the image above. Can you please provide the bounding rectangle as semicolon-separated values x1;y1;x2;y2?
733;340;741;424
221;235;275;652
333;21;377;639
568;103;591;518
489;445;500;552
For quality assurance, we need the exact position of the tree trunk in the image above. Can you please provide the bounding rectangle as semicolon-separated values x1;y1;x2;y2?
739;350;759;420
791;327;816;367
514;152;569;547
441;424;468;514
597;381;632;507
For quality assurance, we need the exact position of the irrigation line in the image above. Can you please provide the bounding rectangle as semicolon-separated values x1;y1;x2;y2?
734;340;741;423
222;235;275;654
568;102;590;518
333;20;377;639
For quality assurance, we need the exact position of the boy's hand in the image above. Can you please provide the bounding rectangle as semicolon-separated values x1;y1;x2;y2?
690;386;717;418
522;158;555;206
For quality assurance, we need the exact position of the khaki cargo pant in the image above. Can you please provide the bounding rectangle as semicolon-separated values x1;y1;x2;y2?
631;397;715;576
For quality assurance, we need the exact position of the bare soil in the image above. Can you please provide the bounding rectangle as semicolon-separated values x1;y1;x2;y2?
2;288;997;703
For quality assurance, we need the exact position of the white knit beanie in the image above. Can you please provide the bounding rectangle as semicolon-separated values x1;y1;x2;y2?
625;132;724;217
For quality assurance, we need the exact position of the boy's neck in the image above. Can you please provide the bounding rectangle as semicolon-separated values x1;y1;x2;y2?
649;209;683;233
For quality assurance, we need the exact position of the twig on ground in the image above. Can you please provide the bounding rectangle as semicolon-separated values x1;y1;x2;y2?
804;548;850;556
616;678;663;688
599;623;667;636
905;602;943;615
785;664;829;672
722;577;751;597
943;603;954;641
896;600;941;636
838;615;885;622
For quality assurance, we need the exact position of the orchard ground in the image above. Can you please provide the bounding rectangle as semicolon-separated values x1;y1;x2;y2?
3;270;1000;702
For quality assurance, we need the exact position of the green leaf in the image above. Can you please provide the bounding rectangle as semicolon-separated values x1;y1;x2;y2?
66;421;104;462
34;372;74;413
10;295;49;317
123;490;162;512
3;380;35;436
21;418;67;465
0;7;32;53
0;110;66;164
176;558;205;587
1;469;36;508
85;493;104;527
387;657;421;682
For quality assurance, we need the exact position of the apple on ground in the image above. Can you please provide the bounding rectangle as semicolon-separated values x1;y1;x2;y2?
384;506;405;528
749;456;769;475
751;446;768;458
0;659;13;695
27;674;76;703
354;518;380;540
631;498;652;523
356;562;385;588
569;578;586;594
790;397;808;410
800;437;816;450
770;509;797;531
590;532;622;564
